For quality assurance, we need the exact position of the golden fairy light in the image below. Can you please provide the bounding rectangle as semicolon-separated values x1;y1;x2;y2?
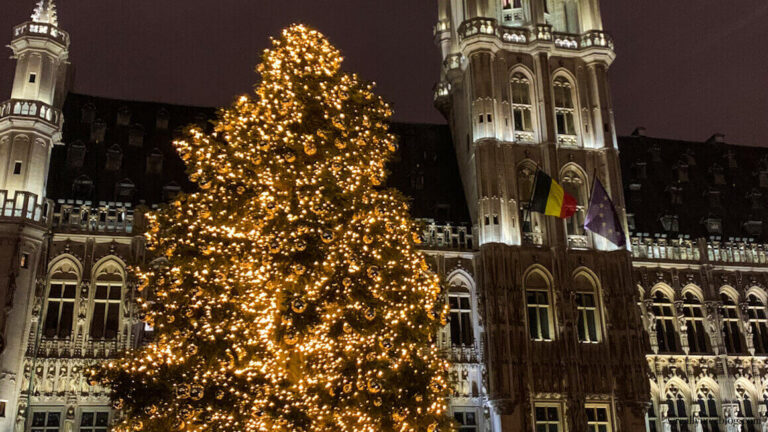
94;24;452;432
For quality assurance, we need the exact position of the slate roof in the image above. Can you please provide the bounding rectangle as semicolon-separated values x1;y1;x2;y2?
50;93;470;224
618;133;768;241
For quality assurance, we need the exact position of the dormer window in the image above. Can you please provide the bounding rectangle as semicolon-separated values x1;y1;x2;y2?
660;214;679;233
708;189;721;208
115;179;136;202
72;175;94;199
105;144;123;171
116;106;131;127
156;108;169;130
649;145;661;162
66;141;86;169
667;185;683;205
711;164;726;185
128;124;145;147
90;119;106;143
146;149;164;175
632;161;647;180
703;216;722;235
81;103;96;124
676;161;689;183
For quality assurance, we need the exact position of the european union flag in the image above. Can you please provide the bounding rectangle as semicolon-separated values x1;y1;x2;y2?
584;176;626;247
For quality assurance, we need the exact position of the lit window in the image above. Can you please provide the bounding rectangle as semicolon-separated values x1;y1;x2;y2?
449;293;473;347
534;404;562;432
80;411;109;432
90;283;122;339
511;73;534;137
526;272;553;341
453;410;478;432
43;282;77;338
681;292;709;354
586;405;612;432
31;411;61;432
20;253;29;269
747;294;768;354
721;294;744;354
651;291;678;352
553;77;577;142
0;400;6;418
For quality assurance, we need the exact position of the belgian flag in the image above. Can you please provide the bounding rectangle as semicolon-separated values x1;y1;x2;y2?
530;169;578;218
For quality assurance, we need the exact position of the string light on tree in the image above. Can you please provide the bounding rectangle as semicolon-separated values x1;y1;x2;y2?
94;24;452;432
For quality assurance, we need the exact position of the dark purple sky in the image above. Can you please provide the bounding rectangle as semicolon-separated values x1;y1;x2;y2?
1;1;766;145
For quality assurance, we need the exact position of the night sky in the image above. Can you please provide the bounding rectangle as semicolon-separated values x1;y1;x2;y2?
1;1;766;145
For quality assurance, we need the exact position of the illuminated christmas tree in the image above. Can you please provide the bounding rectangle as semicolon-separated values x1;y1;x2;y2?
97;24;452;432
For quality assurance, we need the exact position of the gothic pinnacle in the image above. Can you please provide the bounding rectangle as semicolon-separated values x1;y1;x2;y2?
31;0;59;27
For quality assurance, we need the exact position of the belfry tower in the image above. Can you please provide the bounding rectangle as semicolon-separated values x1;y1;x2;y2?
435;0;649;430
0;1;68;429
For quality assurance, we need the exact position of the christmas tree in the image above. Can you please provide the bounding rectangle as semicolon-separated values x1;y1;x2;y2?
97;25;452;432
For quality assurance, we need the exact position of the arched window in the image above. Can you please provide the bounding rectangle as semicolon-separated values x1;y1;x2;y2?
746;293;768;354
665;385;689;432
561;166;588;239
696;386;719;432
526;270;554;341
553;76;577;146
682;292;709;354
651;291;678;352
721;293;744;354
736;384;756;432
511;73;534;141
43;278;77;339
448;290;474;347
90;271;123;340
646;399;658;432
574;273;601;343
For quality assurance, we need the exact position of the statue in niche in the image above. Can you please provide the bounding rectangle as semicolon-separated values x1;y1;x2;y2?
57;365;69;395
44;364;56;394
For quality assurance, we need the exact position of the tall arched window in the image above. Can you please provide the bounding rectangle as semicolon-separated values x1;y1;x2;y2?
518;162;538;239
682;292;709;354
646;398;658;432
43;278;77;339
746;293;768;354
90;270;124;340
721;293;744;354
666;385;689;432
561;166;588;240
736;384;756;432
526;270;554;341
651;291;678;352
553;77;578;146
448;289;474;348
574;273;601;343
696;386;719;432
511;73;534;142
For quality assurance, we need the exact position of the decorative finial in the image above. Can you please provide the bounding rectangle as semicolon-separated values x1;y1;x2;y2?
31;0;59;27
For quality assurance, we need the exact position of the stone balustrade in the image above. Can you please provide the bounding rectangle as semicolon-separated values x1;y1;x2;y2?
630;237;768;266
0;99;63;128
433;82;452;101
455;19;614;54
0;190;51;226
443;345;481;364
13;21;69;46
418;220;476;251
51;200;136;235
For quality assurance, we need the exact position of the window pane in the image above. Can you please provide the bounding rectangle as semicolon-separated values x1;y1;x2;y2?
577;310;586;341
109;285;121;300
49;284;62;298
587;312;598;341
529;307;539;339
450;312;461;343
105;303;120;338
43;303;60;337
460;297;470;309
33;412;46;426
91;303;106;338
535;407;546;421
465;412;476;425
95;285;108;299
59;301;74;338
460;312;473;345
81;412;94;426
47;412;61;426
539;308;550;339
547;407;559;421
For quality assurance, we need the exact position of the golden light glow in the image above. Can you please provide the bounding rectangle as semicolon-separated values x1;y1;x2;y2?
95;24;452;432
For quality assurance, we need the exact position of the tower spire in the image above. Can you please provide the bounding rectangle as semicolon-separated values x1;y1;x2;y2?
31;0;58;27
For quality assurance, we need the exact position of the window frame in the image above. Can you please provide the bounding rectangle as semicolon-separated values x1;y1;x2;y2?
746;293;768;354
510;72;535;142
651;291;679;353
681;292;710;354
42;280;78;339
452;407;479;432
575;275;602;344
29;407;65;432
721;293;745;354
552;75;579;147
585;403;613;432
89;281;123;340
533;402;564;432
561;166;589;241
448;292;474;348
526;270;555;342
78;408;111;432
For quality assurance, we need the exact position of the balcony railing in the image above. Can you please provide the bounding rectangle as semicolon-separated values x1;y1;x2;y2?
630;237;768;266
0;190;51;226
418;220;476;251
51;200;136;234
0;99;63;128
631;238;701;262
455;19;614;54
13;21;69;46
443;345;481;364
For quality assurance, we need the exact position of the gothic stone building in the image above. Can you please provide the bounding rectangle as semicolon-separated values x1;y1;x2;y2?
0;1;767;432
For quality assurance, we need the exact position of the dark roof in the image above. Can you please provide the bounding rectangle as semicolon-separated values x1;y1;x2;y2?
618;133;768;241
50;93;471;224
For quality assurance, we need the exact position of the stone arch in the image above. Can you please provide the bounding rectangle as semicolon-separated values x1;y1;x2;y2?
91;255;127;283
719;285;740;302
47;254;83;281
681;284;705;301
446;269;476;295
746;286;768;304
650;282;675;301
